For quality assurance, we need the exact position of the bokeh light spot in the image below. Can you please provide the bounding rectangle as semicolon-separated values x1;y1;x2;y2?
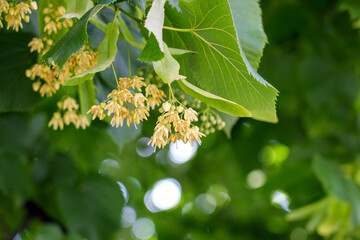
208;184;230;206
195;193;216;215
169;140;198;164
260;142;290;166
182;202;194;215
117;181;129;203
271;190;291;212
98;159;120;178
121;206;136;228
132;218;155;240
246;170;267;189
144;179;181;212
136;137;155;157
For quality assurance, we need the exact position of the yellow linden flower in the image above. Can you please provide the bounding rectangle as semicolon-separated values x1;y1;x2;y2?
57;6;66;16
104;99;121;116
75;115;90;129
87;104;106;120
162;102;171;112
29;1;37;10
5;13;22;31
132;93;147;107
28;38;44;53
48;112;64;130
76;51;92;69
148;123;170;148
0;0;9;14
44;21;57;35
145;84;161;97
163;110;180;124
107;89;120;99
15;2;31;19
119;77;132;89
132;76;146;91
63;111;78;125
110;113;124;128
118;89;133;104
184;108;198;122
39;83;56;97
63;97;79;111
183;126;206;146
174;120;190;134
32;81;41;92
147;96;162;110
133;106;150;125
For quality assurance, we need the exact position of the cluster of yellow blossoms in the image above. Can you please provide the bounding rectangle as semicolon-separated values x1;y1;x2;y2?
26;49;98;97
26;3;96;98
42;4;73;35
0;0;37;31
48;97;90;130
88;76;166;128
148;101;206;149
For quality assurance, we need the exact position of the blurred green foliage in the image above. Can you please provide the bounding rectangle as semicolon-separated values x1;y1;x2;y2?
1;0;360;239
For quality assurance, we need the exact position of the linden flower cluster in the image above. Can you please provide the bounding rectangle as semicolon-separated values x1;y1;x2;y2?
88;76;166;128
26;3;93;98
42;4;73;35
148;101;206;149
26;48;98;97
0;0;37;31
48;97;90;130
199;111;226;135
176;92;225;136
27;4;73;54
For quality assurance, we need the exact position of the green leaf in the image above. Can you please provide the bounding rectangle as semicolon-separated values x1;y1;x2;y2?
58;175;124;240
64;12;120;86
165;0;278;123
42;0;117;70
228;0;267;70
119;15;193;56
125;0;146;12
144;0;166;52
0;31;39;113
153;43;186;84
137;0;168;61
137;33;164;62
177;79;251;117
33;224;63;240
313;156;360;226
65;0;94;19
118;14;145;49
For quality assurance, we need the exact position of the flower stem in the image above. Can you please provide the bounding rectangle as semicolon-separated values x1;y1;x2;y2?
127;42;131;77
111;63;119;86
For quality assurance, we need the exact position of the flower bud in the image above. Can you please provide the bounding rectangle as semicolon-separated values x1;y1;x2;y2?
176;106;184;113
162;102;171;112
30;1;38;10
32;82;41;92
200;115;207;121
